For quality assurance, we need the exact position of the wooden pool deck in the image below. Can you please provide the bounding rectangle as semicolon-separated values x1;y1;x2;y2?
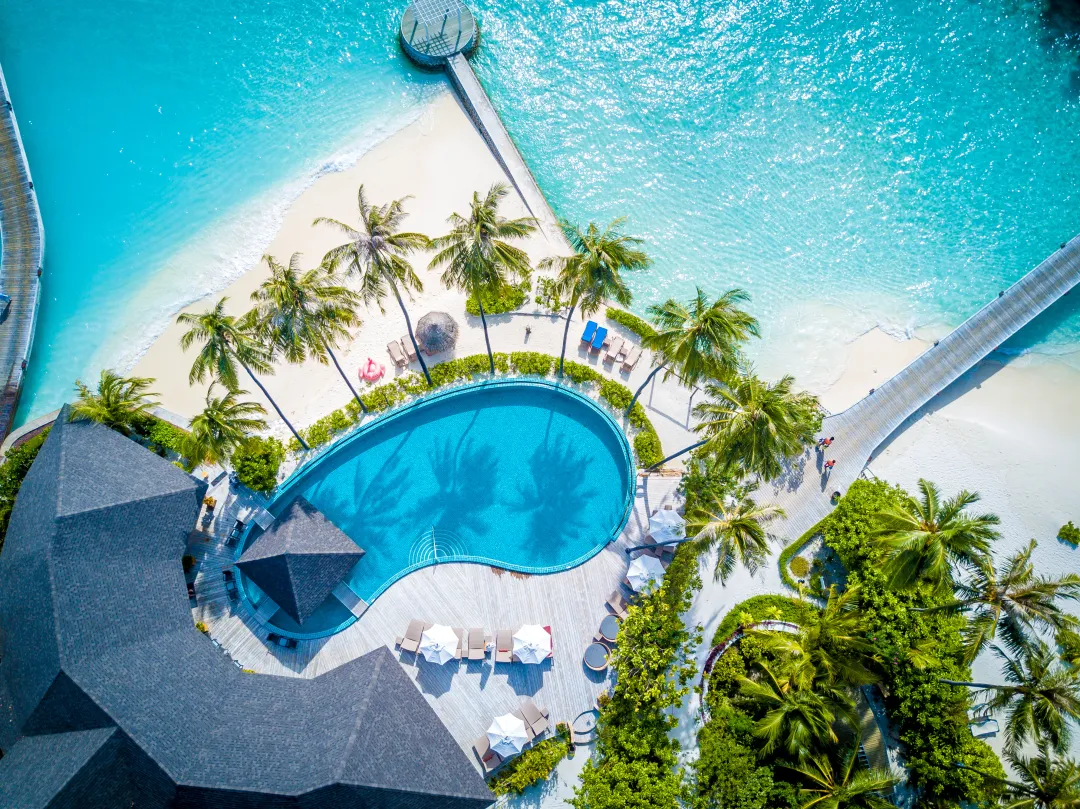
0;65;44;442
189;471;683;763
760;234;1080;543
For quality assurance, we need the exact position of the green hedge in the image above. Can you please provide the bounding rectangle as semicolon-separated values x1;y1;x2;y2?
232;436;285;494
0;428;51;555
465;280;530;316
606;307;657;339
712;594;808;645
489;723;571;795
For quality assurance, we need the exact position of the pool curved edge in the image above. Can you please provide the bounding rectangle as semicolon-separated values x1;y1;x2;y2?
241;378;636;640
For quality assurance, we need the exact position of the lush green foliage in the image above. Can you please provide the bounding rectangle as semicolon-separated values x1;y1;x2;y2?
465;280;530;316
1060;629;1080;666
634;430;664;468
0;428;50;554
789;556;810;578
692;700;775;809
819;478;1006;805
535;276;565;312
510;351;555;377
571;547;701;809
777;530;819;590
147;420;189;456
713;594;809;646
1060;521;1080;547
231;436;285;494
71;369;160;436
606;307;657;339
489;723;571;795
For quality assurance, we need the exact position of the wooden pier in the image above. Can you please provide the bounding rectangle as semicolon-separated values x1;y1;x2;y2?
0;65;44;442
761;234;1080;542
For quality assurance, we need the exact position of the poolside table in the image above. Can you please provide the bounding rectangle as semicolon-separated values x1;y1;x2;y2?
598;614;620;644
584;642;609;672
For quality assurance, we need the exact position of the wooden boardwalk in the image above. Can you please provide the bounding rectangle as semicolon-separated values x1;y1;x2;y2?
761;234;1080;542
189;472;683;765
0;65;44;441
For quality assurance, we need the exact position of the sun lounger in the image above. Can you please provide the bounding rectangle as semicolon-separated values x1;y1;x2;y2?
494;628;513;663
621;344;642;371
453;627;466;661
387;340;407;367
520;700;549;737
468;628;487;661
512;709;537;742
226;519;245;546
222;570;238;600
401;335;418;361
473;735;503;773
580;320;598;344
606;590;629;618
591;327;608;351
395;619;431;654
267;633;298;649
604;336;625;364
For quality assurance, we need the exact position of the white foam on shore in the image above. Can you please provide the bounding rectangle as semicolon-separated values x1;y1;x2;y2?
90;90;447;378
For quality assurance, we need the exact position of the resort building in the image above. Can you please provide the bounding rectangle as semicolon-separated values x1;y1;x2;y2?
0;408;493;809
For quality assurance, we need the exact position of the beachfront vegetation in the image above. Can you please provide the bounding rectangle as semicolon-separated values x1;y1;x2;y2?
1059;521;1080;547
539;218;650;377
230;435;285;494
249;253;367;413
465;279;530;317
184;386;267;468
71;369;160;436
627;286;760;415
0;427;50;554
315;185;434;385
489;722;572;796
430;182;538;375
606;306;657;339
177;297;308;449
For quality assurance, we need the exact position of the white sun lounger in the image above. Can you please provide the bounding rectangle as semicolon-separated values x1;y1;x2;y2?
387;340;408;367
401;335;418;361
604;336;625;364
621;345;642;371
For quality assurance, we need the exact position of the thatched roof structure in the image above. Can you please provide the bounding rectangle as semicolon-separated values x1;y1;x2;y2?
416;311;459;355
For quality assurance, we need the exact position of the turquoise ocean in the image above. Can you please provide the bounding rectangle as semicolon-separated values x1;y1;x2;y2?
1;0;1079;424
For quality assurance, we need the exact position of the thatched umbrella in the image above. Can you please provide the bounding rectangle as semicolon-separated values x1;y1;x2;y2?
416;311;459;355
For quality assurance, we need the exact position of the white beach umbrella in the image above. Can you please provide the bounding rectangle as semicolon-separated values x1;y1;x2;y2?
487;713;529;757
626;555;666;592
512;624;552;665
418;623;459;665
648;509;685;545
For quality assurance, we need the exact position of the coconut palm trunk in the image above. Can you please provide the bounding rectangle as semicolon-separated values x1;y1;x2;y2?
626;362;666;415
558;302;577;378
326;345;367;414
239;360;308;450
476;295;495;375
389;277;432;386
645;439;708;472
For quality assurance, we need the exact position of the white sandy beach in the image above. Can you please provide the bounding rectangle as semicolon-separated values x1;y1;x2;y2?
127;87;1080;799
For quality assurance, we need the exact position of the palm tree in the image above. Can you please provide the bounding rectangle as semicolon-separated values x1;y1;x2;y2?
676;370;821;478
737;663;855;759
757;586;876;688
626;287;760;416
184;385;267;467
315;186;433;385
924;539;1080;664
942;643;1080;755
1003;747;1080;809
784;744;898;809
249;253;367;413
429;183;537;374
685;488;783;583
70;369;159;436
177;297;308;450
873;479;999;592
538;218;650;377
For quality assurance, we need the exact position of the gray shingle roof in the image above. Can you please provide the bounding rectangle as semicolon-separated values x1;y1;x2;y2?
0;410;493;809
237;496;363;625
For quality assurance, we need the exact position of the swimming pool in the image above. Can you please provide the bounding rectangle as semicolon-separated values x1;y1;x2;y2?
243;380;634;637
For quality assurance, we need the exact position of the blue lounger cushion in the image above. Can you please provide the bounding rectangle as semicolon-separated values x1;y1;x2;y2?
591;327;608;350
580;320;598;343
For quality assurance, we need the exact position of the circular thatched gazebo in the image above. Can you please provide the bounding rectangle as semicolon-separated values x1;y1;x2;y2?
416;311;459;355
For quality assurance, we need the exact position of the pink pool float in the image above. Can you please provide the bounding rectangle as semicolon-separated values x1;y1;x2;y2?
359;358;385;383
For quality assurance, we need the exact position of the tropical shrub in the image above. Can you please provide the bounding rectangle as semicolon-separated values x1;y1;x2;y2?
489;723;571;795
691;701;774;809
535;276;565;312
289;407;358;452
712;594;807;645
195;621;209;633
789;555;810;578
606;307;657;339
0;428;50;554
571;547;701;809
1060;521;1080;547
231;436;285;494
465;280;530;316
562;360;603;386
510;351;555;377
634;430;663;468
146;419;189;456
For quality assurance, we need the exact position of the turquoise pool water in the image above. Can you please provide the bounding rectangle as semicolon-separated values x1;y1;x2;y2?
252;381;633;635
3;0;1079;424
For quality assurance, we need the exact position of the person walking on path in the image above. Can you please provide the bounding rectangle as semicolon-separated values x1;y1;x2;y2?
823;459;836;471
822;436;835;447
